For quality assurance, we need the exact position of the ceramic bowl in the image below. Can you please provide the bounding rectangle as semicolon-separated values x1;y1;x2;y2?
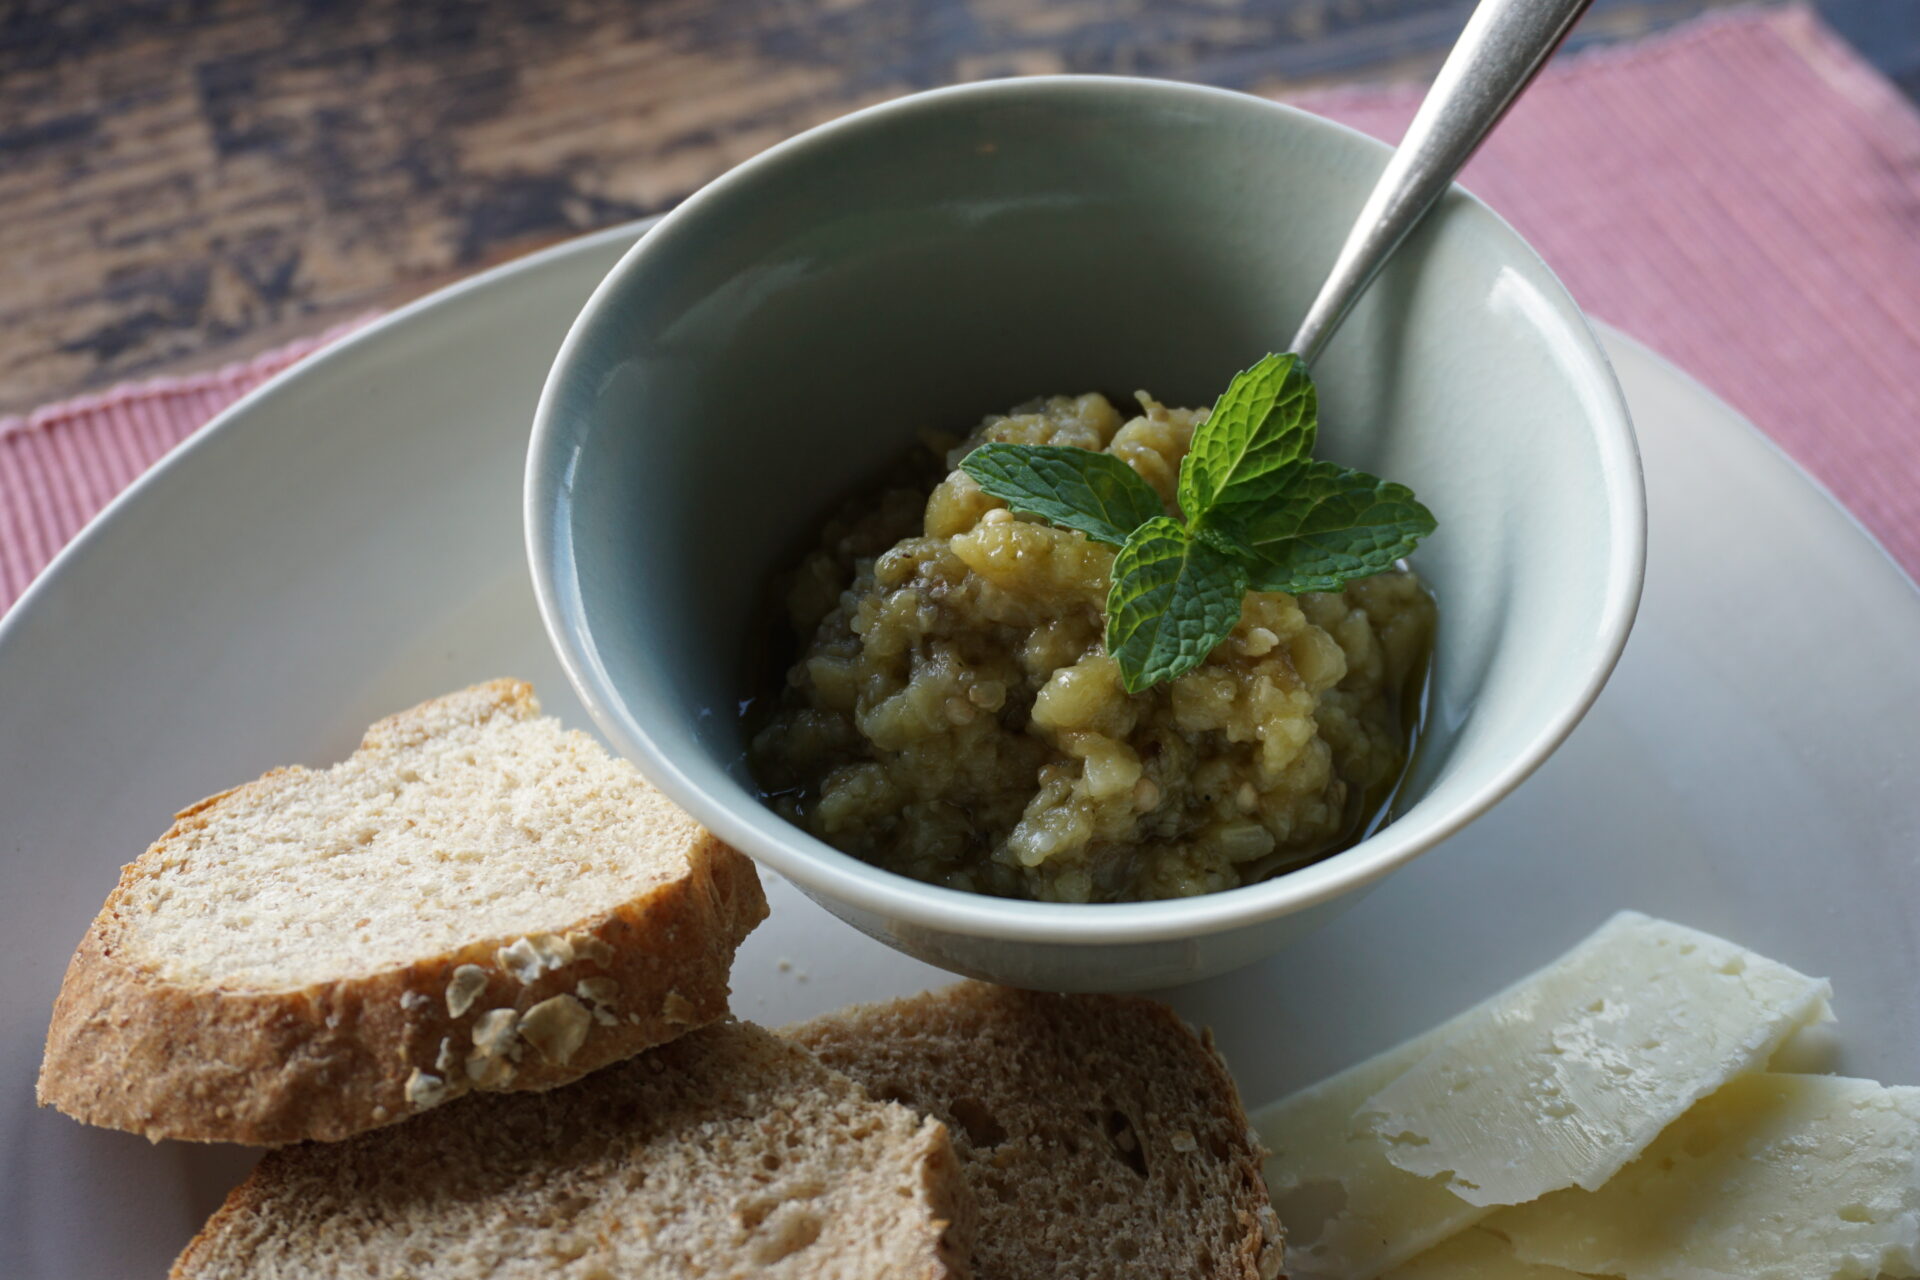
526;76;1644;991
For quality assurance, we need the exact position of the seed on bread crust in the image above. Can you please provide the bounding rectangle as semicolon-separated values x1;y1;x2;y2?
404;1069;449;1110
445;965;488;1017
577;977;620;1005
518;995;591;1064
578;978;622;1028
568;932;616;966
467;1009;523;1088
527;933;575;969
496;938;543;983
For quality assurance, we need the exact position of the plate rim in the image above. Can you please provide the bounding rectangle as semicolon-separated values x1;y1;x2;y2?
4;218;1914;923
6;213;1920;1276
0;219;649;648
5;213;1911;778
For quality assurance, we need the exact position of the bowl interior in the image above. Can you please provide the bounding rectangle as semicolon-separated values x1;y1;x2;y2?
531;78;1640;939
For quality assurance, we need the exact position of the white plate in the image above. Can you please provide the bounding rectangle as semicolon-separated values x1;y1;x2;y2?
3;222;1916;1278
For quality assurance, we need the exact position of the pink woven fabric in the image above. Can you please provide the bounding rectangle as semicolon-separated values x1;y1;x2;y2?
0;318;373;609
3;5;1918;616
1295;5;1920;575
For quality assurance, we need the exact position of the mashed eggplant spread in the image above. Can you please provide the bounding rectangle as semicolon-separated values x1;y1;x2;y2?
748;391;1434;903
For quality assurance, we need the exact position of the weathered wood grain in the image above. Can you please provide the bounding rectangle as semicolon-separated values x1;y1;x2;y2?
0;0;1888;414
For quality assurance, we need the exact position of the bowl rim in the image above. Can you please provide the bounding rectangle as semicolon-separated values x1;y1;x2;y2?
527;73;1647;946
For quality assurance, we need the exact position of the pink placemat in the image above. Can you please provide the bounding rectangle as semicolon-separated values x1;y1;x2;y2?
1297;4;1920;571
3;4;1918;616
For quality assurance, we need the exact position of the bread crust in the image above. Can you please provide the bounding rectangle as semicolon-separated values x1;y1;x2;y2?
36;680;769;1145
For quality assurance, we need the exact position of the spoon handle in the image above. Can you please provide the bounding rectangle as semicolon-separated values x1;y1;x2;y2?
1289;0;1593;365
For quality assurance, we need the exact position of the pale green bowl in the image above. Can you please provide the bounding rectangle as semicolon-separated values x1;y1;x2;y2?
527;76;1644;991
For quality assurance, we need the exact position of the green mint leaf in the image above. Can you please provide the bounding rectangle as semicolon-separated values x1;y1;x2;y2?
1205;460;1435;594
960;443;1166;547
1105;516;1248;693
1176;352;1317;521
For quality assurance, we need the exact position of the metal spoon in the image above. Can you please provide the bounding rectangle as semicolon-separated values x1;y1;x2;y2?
1290;0;1594;364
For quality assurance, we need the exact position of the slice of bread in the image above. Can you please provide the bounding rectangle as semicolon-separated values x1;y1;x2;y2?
38;679;767;1145
787;982;1284;1280
173;1019;976;1280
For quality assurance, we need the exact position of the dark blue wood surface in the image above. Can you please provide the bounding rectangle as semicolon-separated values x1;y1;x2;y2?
0;0;1909;410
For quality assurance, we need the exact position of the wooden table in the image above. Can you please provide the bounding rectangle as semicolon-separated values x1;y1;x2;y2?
2;0;1913;416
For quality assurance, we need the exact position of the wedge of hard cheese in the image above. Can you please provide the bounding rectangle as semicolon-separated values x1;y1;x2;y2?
1491;1072;1920;1280
173;1020;976;1280
38;679;768;1145
1365;912;1831;1206
1256;1014;1491;1279
1255;912;1831;1279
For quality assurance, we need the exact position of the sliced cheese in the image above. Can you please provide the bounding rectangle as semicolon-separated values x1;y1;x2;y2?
1254;912;1831;1278
1254;1017;1491;1280
1380;1227;1585;1280
1364;911;1831;1206
1490;1073;1920;1280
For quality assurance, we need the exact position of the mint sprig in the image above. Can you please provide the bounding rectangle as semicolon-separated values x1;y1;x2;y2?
1203;460;1435;595
1178;351;1317;517
961;443;1165;548
959;353;1435;693
1107;517;1250;690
